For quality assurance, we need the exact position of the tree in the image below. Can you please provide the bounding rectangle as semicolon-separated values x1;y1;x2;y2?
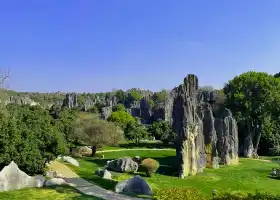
125;90;142;106
0;104;66;175
224;71;280;157
148;120;176;144
73;114;123;156
115;89;127;104
107;111;136;129
0;69;11;86
152;89;168;104
112;103;126;112
124;121;148;146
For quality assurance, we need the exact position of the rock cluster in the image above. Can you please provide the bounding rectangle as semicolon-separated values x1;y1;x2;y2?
171;74;239;178
62;93;78;108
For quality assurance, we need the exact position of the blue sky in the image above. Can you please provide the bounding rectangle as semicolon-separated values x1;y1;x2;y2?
1;0;280;92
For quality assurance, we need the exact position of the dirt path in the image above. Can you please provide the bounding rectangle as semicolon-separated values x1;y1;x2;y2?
49;161;145;200
97;148;175;153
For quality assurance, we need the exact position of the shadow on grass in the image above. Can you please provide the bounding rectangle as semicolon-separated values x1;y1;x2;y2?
45;185;104;200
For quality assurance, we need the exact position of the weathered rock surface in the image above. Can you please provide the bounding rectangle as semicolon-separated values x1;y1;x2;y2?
115;175;152;195
215;109;239;165
100;106;113;120
171;74;239;178
5;96;39;106
105;157;138;173
45;170;63;178
62;93;78;108
95;169;112;180
44;178;67;186
0;161;45;191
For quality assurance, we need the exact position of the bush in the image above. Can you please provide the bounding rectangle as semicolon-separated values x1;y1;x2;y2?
213;191;280;200
0;104;67;175
107;111;136;129
140;158;159;177
153;188;207;200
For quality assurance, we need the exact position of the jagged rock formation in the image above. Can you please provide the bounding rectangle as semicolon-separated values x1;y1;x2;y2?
5;96;39;106
100;106;113;120
215;109;239;165
62;93;78;108
0;161;45;191
171;74;239;178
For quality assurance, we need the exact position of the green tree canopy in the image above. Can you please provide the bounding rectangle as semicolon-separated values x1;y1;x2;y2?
0;104;66;174
223;71;280;157
112;103;126;112
107;110;136;129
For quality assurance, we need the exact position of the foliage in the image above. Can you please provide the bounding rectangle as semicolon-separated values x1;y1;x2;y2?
140;158;160;177
125;90;142;106
87;105;99;113
50;107;78;144
213;191;280;200
112;103;126;112
107;111;136;129
0;104;67;175
148;121;176;144
124;122;149;146
223;71;280;155
73;114;123;149
153;188;207;200
115;89;127;104
151;89;168;104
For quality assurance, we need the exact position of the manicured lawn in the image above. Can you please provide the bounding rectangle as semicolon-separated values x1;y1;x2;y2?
0;185;102;200
67;149;280;197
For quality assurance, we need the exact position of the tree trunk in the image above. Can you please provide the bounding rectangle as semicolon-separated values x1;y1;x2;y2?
91;146;97;157
253;119;261;157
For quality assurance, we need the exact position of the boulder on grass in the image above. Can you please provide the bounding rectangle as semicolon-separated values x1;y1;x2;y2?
115;175;152;195
44;178;67;186
105;157;138;173
57;156;79;167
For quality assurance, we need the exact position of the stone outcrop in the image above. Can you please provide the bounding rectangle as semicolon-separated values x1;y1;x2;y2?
115;175;153;195
171;74;239;178
5;96;39;106
105;157;138;173
100;106;113;120
215;109;239;165
62;93;78;108
0;161;45;191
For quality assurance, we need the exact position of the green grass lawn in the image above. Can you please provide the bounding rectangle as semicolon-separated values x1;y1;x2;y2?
67;149;280;197
0;185;103;200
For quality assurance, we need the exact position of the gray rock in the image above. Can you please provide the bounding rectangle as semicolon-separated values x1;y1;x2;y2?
0;161;45;191
215;109;239;165
44;178;67;186
62;93;78;108
171;74;238;178
115;175;152;195
95;168;111;179
105;157;138;173
100;106;113;120
59;156;79;167
45;170;63;178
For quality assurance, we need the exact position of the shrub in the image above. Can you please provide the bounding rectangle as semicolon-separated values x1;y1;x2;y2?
213;191;280;199
0;104;67;175
153;188;207;200
140;158;159;177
